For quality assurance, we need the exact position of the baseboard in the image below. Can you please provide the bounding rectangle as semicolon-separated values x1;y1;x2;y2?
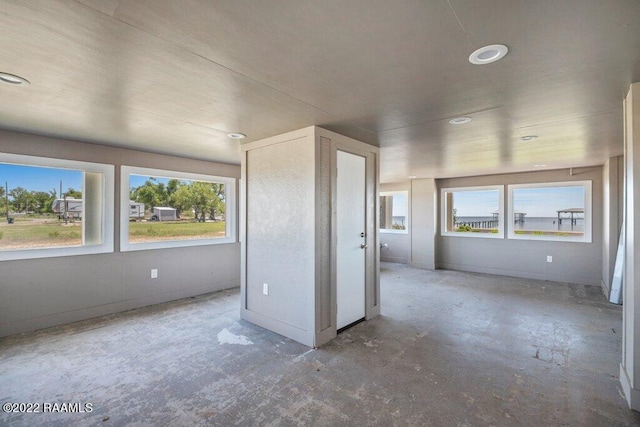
438;262;599;286
408;261;435;270
601;279;612;299
620;364;640;411
315;326;336;348
241;308;314;347
381;256;408;263
0;279;239;339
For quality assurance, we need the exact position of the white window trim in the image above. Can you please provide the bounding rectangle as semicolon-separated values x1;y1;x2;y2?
440;185;504;239
380;190;409;234
507;180;592;243
0;153;114;261
380;229;408;235
120;166;236;251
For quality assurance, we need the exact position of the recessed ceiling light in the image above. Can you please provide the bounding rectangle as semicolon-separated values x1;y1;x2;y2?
227;133;246;140
408;176;417;179
448;116;472;125
534;164;547;168
0;72;30;85
469;44;509;65
521;135;538;142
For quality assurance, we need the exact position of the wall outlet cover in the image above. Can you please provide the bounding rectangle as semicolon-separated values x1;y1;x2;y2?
151;269;158;278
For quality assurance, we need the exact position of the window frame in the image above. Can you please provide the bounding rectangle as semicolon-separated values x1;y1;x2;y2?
120;166;236;251
379;190;409;234
0;153;114;261
440;185;504;239
507;180;592;243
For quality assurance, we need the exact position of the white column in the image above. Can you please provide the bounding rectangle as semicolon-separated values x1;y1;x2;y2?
621;82;640;410
83;171;103;245
602;156;623;296
409;178;436;270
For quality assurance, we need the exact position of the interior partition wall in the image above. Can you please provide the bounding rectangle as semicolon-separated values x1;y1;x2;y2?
241;126;380;348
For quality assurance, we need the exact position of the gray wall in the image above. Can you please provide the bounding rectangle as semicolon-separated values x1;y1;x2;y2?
378;179;437;269
380;182;410;263
0;130;240;338
437;167;603;286
245;135;316;336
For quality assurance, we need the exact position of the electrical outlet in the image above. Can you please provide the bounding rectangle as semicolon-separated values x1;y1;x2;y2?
546;256;553;263
263;283;269;295
151;268;158;278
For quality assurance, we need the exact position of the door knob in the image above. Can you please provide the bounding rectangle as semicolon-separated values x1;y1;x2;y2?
360;243;368;249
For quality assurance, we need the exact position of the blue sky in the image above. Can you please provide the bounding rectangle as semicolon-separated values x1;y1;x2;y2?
0;165;179;194
129;174;172;189
453;190;500;217
0;164;82;194
512;186;584;217
391;192;407;216
454;186;585;217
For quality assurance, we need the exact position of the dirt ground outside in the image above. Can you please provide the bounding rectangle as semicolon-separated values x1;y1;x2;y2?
0;217;227;250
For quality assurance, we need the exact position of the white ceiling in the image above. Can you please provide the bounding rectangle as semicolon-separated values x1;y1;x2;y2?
0;0;638;182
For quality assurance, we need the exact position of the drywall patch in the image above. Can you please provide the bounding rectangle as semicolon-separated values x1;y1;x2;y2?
217;328;254;346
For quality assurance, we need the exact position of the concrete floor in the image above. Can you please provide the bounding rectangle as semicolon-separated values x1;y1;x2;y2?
1;262;639;426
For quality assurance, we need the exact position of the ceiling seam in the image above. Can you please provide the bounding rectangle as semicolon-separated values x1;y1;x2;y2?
445;0;468;36
515;109;623;130
446;0;515;133
99;13;378;138
377;107;505;133
71;0;122;17
127;107;233;134
63;3;376;139
180;45;381;136
111;0;125;17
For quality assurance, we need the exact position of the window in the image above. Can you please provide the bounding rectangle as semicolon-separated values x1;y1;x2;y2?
120;166;235;251
380;191;408;233
0;153;114;261
441;185;504;238
508;181;592;242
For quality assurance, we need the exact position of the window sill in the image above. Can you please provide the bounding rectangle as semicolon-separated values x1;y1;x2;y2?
380;229;408;235
120;236;236;252
441;231;504;239
0;243;114;262
508;233;591;243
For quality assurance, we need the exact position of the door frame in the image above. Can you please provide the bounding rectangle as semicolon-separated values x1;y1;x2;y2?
329;140;380;335
335;149;367;330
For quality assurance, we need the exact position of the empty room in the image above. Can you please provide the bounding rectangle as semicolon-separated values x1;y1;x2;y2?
2;1;640;425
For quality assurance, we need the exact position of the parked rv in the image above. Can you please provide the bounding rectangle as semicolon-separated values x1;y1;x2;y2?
51;198;83;219
129;201;145;219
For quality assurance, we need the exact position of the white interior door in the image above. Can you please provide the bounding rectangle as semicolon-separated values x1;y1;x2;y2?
336;150;366;330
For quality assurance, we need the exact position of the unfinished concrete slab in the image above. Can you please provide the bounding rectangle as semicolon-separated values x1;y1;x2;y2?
1;263;638;426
